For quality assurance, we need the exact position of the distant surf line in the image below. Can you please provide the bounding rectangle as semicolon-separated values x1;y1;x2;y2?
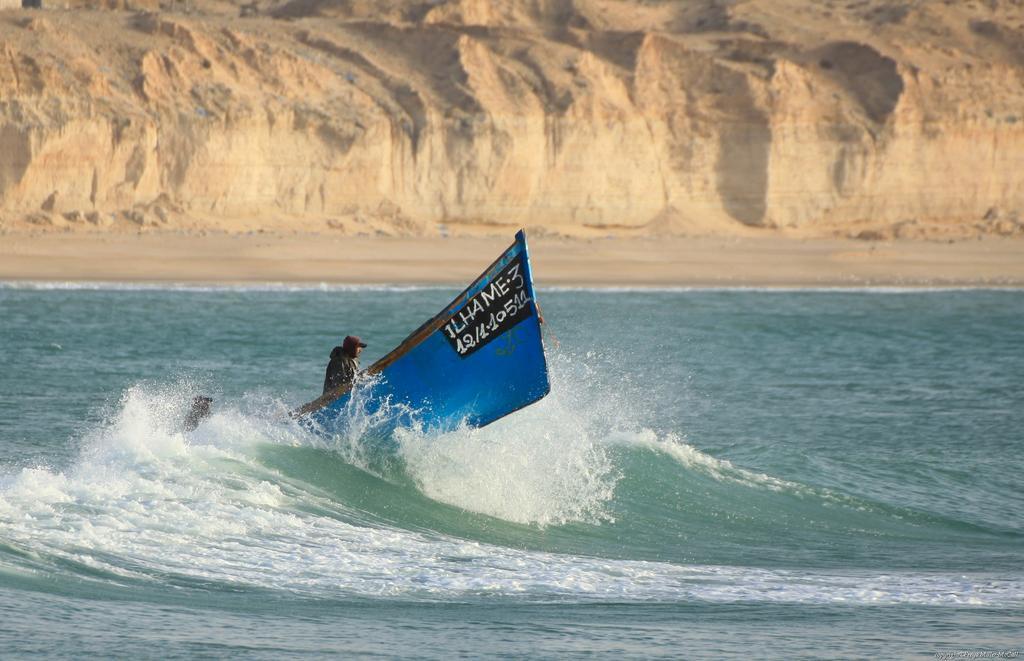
0;281;455;293
2;281;1023;294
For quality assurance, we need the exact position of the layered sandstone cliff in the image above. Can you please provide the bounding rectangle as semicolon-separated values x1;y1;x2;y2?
1;0;1022;238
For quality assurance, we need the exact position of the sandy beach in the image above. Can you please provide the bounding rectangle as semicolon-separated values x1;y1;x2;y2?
1;232;1022;287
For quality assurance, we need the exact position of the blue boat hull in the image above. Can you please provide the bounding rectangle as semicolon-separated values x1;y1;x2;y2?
298;230;550;437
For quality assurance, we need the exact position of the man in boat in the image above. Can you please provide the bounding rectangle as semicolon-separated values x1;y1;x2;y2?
323;335;367;395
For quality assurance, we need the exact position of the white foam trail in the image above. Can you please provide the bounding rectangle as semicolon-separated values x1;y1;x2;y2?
396;414;617;527
1;385;1021;606
385;345;814;526
393;349;649;526
619;430;803;492
542;285;1023;293
5;280;1020;293
618;430;876;512
0;281;453;293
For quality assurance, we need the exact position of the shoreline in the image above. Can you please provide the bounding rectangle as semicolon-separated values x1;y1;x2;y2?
6;281;1023;291
2;232;1023;288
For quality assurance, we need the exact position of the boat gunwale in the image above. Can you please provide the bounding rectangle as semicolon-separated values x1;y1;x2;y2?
293;230;527;417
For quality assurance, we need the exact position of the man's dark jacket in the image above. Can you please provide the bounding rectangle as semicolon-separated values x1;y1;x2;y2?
323;347;359;395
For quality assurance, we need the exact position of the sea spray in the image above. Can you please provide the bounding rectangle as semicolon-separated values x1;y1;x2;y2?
395;416;617;527
390;346;675;526
299;371;422;479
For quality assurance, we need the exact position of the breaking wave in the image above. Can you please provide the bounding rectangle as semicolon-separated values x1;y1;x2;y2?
1;353;1021;607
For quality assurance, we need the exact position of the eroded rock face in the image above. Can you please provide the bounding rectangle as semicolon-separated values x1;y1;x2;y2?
0;0;1022;237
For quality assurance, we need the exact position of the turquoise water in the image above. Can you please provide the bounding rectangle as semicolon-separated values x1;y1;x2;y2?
1;283;1022;658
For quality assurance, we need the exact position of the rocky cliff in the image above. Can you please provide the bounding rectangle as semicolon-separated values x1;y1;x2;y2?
1;0;1022;238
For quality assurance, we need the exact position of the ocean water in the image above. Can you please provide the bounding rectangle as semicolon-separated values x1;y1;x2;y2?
0;283;1021;658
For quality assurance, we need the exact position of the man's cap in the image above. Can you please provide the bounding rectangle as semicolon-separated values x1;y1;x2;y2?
343;335;367;352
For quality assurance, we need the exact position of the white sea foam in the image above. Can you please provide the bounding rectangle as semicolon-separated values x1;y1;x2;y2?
543;285;1022;293
1;383;1022;607
616;429;881;515
0;281;453;293
391;347;663;526
618;429;800;491
396;414;618;528
4;280;1020;293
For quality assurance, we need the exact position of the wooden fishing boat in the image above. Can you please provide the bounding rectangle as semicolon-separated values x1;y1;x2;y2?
295;229;550;435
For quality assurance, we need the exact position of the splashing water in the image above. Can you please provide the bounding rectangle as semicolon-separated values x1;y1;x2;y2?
4;286;1024;658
